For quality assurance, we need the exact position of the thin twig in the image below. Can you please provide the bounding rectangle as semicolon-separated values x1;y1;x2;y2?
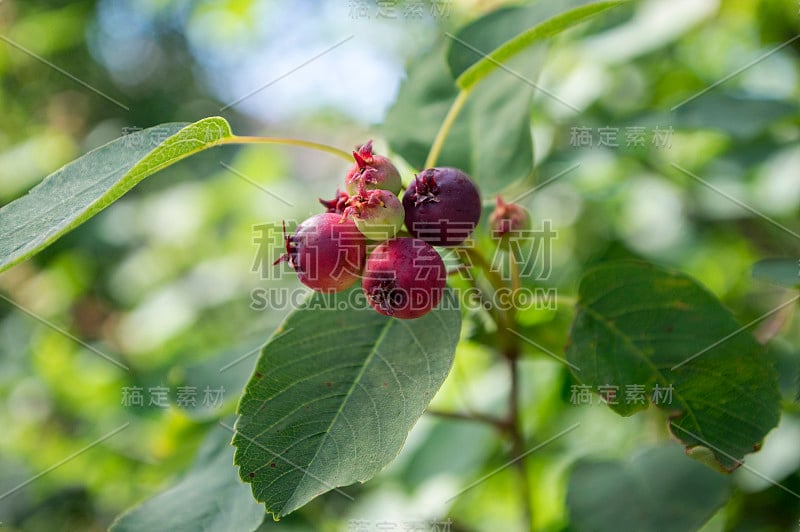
507;348;532;530
426;408;509;431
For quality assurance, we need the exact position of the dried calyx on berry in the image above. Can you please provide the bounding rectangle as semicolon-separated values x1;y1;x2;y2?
408;170;440;205
402;167;481;247
489;196;530;241
319;188;350;214
274;213;367;292
362;238;446;319
341;185;404;241
345;140;402;196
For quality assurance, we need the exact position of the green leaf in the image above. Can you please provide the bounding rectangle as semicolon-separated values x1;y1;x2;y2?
446;4;547;80
110;426;265;532
0;117;233;273
168;338;266;421
674;93;797;140
446;0;600;79
399;418;496;490
767;340;800;400
567;446;729;532
454;1;626;90
233;289;462;517
384;44;537;194
752;258;800;288
566;261;781;471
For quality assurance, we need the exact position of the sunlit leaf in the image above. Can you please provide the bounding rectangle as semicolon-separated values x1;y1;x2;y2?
453;1;626;90
0;117;233;273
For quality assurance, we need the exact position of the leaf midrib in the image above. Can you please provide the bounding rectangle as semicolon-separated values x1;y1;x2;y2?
282;317;396;512
579;303;704;440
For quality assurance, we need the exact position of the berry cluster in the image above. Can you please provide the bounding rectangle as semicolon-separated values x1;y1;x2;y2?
276;141;481;319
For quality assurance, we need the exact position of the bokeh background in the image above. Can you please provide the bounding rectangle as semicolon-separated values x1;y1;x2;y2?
0;0;799;530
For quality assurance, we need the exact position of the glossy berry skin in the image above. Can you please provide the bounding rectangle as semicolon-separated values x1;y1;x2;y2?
362;238;446;319
345;140;402;196
276;213;367;292
402;167;481;246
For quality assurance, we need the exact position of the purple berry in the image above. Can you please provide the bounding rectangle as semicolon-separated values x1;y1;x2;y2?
402;167;481;246
362;238;446;319
275;213;367;292
345;140;402;196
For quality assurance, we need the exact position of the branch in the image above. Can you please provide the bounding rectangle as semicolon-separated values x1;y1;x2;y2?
425;408;509;432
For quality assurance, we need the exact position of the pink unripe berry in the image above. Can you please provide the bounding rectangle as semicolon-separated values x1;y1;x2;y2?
489;196;530;241
345;140;402;196
343;188;405;241
275;213;367;292
362;238;446;319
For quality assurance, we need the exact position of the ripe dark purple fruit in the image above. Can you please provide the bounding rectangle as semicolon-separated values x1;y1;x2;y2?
362;238;446;319
402;167;481;246
345;140;402;196
275;213;367;292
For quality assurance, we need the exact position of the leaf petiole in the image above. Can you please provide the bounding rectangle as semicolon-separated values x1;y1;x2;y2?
424;88;472;168
219;135;353;161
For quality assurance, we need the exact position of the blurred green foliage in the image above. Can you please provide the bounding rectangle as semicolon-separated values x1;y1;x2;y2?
0;0;799;531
